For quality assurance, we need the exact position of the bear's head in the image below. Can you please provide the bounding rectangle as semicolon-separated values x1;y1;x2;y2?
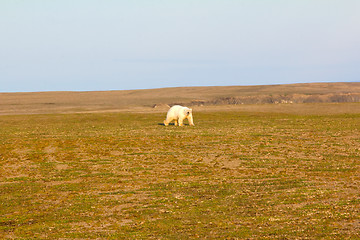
185;108;192;116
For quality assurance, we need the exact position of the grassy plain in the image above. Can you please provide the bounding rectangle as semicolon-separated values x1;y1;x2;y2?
1;103;359;239
1;82;360;115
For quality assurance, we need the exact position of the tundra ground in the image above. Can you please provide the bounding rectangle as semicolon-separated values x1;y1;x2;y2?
1;104;359;239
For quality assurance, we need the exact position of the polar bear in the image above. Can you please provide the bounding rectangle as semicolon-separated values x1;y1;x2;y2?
164;105;195;126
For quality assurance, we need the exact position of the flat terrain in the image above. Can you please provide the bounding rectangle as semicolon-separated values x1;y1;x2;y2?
1;103;359;239
1;82;360;115
1;83;360;238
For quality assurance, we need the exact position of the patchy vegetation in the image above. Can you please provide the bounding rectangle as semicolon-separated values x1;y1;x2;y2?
187;93;360;106
0;106;359;239
1;82;360;115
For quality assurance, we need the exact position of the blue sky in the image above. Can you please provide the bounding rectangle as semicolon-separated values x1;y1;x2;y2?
1;0;359;92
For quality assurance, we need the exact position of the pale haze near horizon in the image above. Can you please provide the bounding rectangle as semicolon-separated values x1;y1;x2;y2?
1;0;359;92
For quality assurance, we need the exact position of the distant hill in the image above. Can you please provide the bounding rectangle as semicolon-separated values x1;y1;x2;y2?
1;82;360;115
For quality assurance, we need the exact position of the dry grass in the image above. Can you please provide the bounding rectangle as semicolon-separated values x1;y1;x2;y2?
1;82;360;115
0;103;359;239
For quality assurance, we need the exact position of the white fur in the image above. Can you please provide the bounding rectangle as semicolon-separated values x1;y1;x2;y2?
164;105;194;126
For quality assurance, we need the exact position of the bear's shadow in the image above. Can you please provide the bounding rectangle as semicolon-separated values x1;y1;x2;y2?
158;123;190;126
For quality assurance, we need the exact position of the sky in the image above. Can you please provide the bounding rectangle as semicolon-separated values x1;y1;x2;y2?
1;0;360;92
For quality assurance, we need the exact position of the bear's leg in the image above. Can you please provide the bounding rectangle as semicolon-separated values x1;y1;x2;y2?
178;118;184;126
164;117;172;126
164;117;175;126
174;119;178;126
